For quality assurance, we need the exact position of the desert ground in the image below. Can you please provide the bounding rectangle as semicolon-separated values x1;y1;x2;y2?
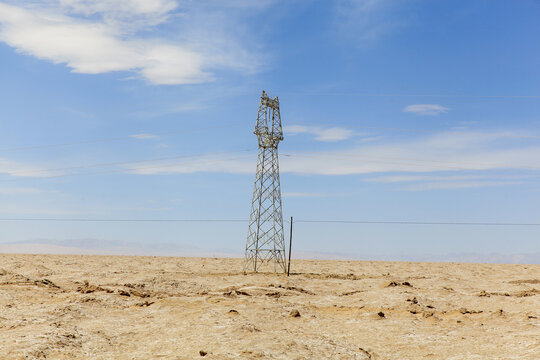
0;254;538;359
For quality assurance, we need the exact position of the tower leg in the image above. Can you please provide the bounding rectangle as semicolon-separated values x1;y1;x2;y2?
244;146;286;273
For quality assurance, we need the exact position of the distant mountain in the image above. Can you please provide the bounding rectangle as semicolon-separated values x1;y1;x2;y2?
294;250;540;264
0;239;538;264
0;238;240;258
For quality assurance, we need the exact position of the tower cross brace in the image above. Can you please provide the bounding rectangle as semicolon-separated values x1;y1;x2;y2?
244;90;286;273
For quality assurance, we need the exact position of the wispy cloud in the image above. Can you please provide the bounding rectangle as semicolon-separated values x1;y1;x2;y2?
129;133;158;139
278;131;540;175
132;101;205;118
284;125;355;142
120;130;540;179
333;0;407;45
124;154;255;175
0;187;56;195
0;1;266;84
0;158;61;177
365;174;536;183
398;181;522;191
366;173;536;191
5;130;540;190
403;104;449;116
0;205;81;215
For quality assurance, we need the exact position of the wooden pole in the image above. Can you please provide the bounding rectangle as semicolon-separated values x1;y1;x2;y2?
287;216;293;276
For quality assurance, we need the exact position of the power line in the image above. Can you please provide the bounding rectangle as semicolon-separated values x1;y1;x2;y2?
0;218;248;222
0;154;256;182
4;149;539;181
283;151;540;171
0;123;248;153
0;148;257;180
293;219;540;226
277;92;540;99
289;124;540;139
283;153;477;171
4;121;539;157
1;218;539;226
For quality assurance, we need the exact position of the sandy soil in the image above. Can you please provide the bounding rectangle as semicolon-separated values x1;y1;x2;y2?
0;254;538;359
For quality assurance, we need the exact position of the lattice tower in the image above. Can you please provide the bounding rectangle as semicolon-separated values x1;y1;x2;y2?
244;90;286;273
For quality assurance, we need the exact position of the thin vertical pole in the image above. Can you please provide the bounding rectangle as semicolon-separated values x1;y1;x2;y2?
287;216;293;276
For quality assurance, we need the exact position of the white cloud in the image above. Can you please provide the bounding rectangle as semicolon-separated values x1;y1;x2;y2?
0;1;263;84
121;130;540;179
5;130;540;191
398;181;522;191
129;133;158;139
58;0;177;18
365;174;536;183
365;171;537;191
284;125;355;142
334;0;406;45
0;158;61;177
0;187;55;195
278;131;540;175
403;104;449;116
0;205;80;215
124;154;255;175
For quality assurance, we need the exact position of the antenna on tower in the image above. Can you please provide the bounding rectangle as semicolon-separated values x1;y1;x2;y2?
244;90;287;273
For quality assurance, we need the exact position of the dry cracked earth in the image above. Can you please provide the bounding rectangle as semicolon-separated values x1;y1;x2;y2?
0;254;538;359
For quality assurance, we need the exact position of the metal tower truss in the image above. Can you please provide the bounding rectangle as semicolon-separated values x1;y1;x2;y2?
244;91;287;273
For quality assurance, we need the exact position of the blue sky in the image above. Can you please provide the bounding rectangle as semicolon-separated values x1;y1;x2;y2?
0;0;539;261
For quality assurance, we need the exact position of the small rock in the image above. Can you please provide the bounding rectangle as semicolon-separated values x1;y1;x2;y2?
223;289;251;297
377;311;385;318
385;281;412;288
289;309;301;317
35;279;60;288
130;290;150;298
241;324;260;332
135;301;154;307
118;290;131;297
228;309;239;315
199;350;207;357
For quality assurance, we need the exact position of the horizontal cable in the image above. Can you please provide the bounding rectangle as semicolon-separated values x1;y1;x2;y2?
277;92;540;98
0;218;248;222
1;218;539;226
293;220;540;226
282;151;540;171
0;123;249;153
0;155;255;182
1;148;256;178
287;124;540;139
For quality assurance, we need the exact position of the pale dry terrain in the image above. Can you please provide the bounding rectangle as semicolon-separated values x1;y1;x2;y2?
0;254;538;359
